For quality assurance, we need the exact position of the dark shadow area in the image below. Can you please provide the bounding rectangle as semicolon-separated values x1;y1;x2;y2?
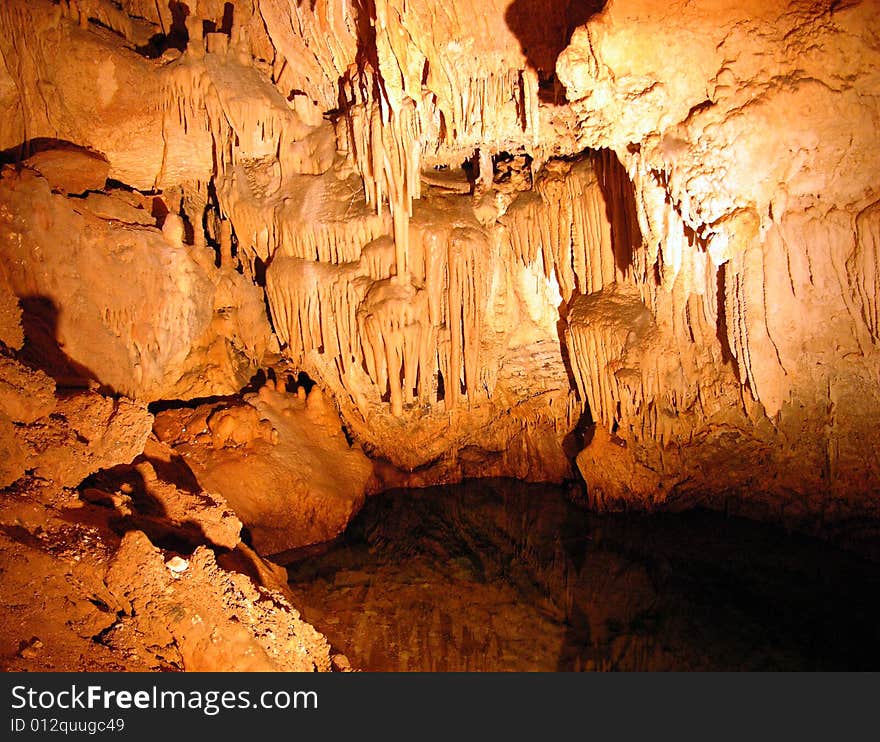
247;368;268;390
150;194;170;227
271;536;342;567
505;0;607;102
104;178;144;194
0;138;105;167
561;408;594;461
435;370;446;403
289;370;316;393
79;459;217;555
287;479;880;671
147;393;241;415
220;2;235;35
555;296;579;399
595;149;642;277
18;296;97;390
350;0;381;78
135;1;190;58
715;262;736;373
252;255;267;286
203;180;224;268
143;455;202;494
493;151;533;190
180;211;195;245
461;156;477;193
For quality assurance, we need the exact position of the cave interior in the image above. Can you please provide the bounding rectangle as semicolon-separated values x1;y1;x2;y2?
0;0;879;671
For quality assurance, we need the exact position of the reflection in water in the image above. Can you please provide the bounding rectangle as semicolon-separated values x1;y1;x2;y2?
285;479;880;671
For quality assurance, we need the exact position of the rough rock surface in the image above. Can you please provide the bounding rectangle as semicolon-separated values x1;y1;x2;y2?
20;391;152;488
82;438;245;552
24;147;110;195
0;351;152;488
0;483;332;671
0;355;55;424
554;0;880;530
154;377;374;555
0;331;335;671
0;166;270;401
105;530;331;672
0;274;24;350
0;402;335;672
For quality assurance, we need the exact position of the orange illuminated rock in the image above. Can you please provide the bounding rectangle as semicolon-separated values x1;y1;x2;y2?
0;0;877;552
0;167;271;401
105;530;332;672
154;381;374;555
24;147;110;195
0;276;22;350
0;356;55;424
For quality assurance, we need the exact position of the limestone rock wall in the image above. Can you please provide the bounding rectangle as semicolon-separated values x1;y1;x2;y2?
0;165;269;401
153;379;374;555
555;0;880;531
0;0;878;535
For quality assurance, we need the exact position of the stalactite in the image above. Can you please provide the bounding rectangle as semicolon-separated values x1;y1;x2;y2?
564;280;724;445
851;201;880;344
265;256;368;373
500;157;617;302
446;227;492;407
344;93;422;279
264;216;495;418
276;212;390;264
258;0;358;112
358;279;431;417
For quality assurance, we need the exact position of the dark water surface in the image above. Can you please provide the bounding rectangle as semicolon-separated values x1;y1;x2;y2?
285;479;880;671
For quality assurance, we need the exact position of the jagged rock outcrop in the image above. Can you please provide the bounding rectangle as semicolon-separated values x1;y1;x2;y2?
0;269;335;670
153;377;374;555
554;0;880;530
0;165;270;401
0;475;333;671
0;274;23;350
0;349;152;488
105;530;331;672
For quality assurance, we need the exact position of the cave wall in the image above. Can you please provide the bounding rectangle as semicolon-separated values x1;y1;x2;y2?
556;0;880;531
0;0;878;535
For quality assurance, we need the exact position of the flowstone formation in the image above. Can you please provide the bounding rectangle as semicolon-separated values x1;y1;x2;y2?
0;0;878;563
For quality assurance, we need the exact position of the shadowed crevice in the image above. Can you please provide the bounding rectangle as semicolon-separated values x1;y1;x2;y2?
505;0;607;102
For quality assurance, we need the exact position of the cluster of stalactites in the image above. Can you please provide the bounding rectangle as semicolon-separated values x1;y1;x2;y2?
343;90;423;280
625;150;791;417
421;68;541;154
339;47;542;282
565;284;735;446
501;157;620;302
161;33;321;186
163;62;214;140
852;201;880;346
265;257;369;373
265;223;493;417
356;223;493;415
277;213;390;265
